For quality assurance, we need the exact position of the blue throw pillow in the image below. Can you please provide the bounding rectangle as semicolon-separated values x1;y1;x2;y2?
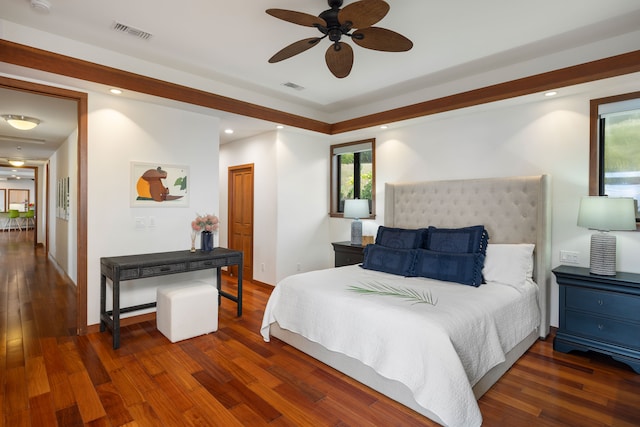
375;226;428;249
413;249;485;287
361;245;417;276
426;225;489;255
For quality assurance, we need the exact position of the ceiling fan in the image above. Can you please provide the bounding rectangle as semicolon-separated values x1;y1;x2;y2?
266;0;413;78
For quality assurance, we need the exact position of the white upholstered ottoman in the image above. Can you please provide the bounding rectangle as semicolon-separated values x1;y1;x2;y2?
156;282;218;343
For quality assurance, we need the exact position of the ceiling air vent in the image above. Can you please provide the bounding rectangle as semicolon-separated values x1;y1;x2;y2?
282;82;305;91
112;21;153;40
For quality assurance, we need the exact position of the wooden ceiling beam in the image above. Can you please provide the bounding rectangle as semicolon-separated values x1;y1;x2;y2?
2;40;639;136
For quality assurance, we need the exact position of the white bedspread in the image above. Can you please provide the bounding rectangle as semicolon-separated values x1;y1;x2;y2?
260;265;540;427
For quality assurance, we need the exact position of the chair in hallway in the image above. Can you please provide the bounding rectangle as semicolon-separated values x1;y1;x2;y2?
23;209;35;229
5;209;22;231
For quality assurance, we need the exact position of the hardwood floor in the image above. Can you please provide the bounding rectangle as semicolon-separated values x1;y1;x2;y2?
2;230;639;426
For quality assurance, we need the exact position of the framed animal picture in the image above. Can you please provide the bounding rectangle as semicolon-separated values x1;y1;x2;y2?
130;162;189;207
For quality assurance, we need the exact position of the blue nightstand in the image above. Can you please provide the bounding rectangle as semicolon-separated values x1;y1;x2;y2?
553;265;640;373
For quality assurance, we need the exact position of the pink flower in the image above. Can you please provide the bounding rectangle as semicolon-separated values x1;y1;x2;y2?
192;213;219;232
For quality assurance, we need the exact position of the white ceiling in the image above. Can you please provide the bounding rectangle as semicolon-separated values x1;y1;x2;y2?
1;0;640;176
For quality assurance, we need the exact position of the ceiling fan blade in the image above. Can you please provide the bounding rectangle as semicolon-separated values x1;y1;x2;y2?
269;38;323;63
352;27;413;51
338;0;389;29
325;42;354;78
266;9;327;27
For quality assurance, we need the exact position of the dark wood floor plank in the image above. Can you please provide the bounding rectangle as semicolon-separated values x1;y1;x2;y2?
28;392;58;426
67;370;107;423
25;355;51;398
5;366;28;415
186;386;245;427
95;382;135;427
3;231;640;427
56;404;84;427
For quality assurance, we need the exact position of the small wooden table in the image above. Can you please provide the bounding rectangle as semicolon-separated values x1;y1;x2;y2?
100;248;243;349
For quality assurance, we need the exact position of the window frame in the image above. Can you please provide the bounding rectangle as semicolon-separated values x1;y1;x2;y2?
589;90;640;227
329;138;376;218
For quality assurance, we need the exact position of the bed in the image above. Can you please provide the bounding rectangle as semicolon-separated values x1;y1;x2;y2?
261;175;551;427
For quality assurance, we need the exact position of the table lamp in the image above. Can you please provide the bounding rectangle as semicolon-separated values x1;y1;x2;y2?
344;199;370;245
577;196;637;275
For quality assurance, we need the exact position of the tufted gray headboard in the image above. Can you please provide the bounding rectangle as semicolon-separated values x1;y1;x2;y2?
385;175;551;338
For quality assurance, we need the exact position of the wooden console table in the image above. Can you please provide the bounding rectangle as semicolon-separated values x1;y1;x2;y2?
100;248;243;349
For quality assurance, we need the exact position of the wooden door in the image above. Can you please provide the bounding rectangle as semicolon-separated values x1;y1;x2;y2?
228;164;254;281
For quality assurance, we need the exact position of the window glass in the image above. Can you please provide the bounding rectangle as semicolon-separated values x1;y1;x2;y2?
595;96;640;220
330;139;375;217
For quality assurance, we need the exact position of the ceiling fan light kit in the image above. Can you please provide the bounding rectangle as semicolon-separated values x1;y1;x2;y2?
266;0;413;78
1;114;41;130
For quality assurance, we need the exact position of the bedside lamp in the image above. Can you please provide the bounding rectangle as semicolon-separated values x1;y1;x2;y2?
577;196;637;276
344;199;370;245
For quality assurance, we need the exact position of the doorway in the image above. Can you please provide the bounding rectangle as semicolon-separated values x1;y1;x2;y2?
0;76;88;335
228;164;254;281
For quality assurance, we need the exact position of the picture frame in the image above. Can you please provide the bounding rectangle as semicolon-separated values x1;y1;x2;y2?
56;177;69;219
130;162;189;207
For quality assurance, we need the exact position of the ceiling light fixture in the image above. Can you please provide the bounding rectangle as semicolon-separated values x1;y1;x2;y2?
110;88;123;95
224;129;234;134
544;91;558;97
30;0;51;13
9;160;25;167
1;114;41;130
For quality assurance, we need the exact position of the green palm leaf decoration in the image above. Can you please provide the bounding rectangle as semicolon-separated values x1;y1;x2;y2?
348;281;438;306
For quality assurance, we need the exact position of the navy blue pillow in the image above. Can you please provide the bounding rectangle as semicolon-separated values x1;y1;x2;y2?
426;225;489;255
375;226;428;249
413;249;485;287
361;245;417;276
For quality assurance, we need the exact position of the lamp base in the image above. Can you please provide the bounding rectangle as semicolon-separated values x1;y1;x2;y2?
350;219;363;245
589;232;616;276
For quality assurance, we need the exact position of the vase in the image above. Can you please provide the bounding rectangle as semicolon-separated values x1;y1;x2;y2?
201;231;214;252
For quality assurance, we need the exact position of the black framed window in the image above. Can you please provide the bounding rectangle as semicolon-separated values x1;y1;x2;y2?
330;139;375;217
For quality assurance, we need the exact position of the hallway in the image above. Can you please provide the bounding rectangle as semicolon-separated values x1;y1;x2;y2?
1;230;77;424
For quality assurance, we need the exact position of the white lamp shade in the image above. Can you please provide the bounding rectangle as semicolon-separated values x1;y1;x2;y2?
577;196;637;231
343;199;369;219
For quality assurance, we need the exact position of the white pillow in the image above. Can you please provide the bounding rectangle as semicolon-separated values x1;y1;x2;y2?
482;243;535;289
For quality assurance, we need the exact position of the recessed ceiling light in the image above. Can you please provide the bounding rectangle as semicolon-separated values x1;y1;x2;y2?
276;125;284;129
544;91;558;97
380;125;388;129
224;129;234;134
110;88;123;95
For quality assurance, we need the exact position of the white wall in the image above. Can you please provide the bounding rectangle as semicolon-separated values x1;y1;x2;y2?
328;76;640;328
219;131;278;284
48;127;77;281
86;93;220;325
2;179;35;207
219;129;330;284
219;75;640;331
275;131;331;281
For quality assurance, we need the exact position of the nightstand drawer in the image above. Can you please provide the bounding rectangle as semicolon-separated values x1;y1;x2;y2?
332;242;365;267
566;287;640;322
565;310;640;350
